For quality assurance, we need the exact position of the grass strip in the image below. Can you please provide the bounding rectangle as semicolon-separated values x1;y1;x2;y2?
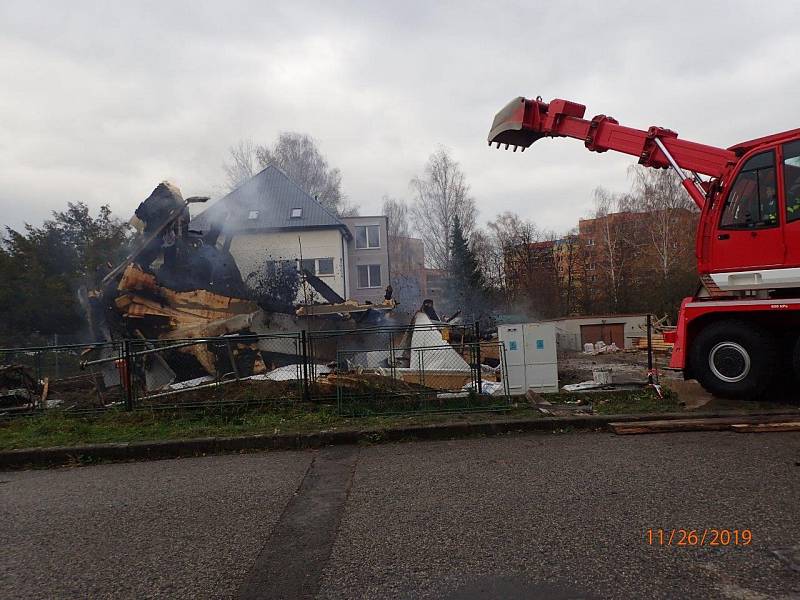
0;387;686;451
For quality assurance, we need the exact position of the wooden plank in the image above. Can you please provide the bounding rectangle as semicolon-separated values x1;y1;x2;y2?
731;422;800;433
458;342;500;363
40;377;49;408
609;415;800;435
395;371;471;390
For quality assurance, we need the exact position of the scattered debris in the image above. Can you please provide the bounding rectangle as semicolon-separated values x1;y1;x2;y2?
462;380;505;395
0;365;40;410
592;367;613;385
563;381;606;392
248;364;332;382
168;375;215;391
583;341;621;355
536;402;593;416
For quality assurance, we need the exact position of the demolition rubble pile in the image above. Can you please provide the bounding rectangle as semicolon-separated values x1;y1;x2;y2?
78;181;268;394
74;181;405;403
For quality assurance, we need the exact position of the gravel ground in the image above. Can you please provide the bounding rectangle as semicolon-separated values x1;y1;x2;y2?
0;451;313;599
318;432;800;599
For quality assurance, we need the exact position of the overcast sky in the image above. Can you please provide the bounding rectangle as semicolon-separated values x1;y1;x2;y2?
1;1;798;235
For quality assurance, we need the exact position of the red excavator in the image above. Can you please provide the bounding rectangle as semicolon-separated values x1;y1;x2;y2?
489;96;800;398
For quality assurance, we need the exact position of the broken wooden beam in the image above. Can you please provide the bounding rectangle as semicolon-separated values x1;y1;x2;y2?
296;299;397;316
609;414;800;435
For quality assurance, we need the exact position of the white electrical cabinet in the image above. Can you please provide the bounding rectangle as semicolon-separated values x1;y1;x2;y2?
498;323;559;394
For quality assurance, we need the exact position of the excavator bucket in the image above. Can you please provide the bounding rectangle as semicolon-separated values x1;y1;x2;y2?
488;96;588;151
487;97;541;150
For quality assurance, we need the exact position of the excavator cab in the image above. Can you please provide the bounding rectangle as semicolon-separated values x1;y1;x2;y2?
706;148;784;279
705;138;800;289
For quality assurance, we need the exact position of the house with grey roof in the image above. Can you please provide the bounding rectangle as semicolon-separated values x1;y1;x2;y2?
190;165;390;304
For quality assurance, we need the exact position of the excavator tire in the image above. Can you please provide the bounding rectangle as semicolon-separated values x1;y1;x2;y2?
690;319;777;400
790;336;800;383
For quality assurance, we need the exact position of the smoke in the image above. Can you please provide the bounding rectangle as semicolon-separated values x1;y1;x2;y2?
246;259;301;313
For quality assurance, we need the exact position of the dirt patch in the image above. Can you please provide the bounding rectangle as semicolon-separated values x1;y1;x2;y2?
557;350;667;386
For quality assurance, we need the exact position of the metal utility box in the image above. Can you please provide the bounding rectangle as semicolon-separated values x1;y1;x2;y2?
498;322;559;394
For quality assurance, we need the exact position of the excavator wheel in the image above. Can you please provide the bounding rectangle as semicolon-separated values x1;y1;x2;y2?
690;319;777;400
790;336;800;383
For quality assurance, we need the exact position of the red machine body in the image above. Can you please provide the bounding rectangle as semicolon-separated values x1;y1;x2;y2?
490;97;800;398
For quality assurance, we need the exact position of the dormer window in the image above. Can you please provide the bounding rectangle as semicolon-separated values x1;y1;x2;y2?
290;208;303;219
248;210;259;220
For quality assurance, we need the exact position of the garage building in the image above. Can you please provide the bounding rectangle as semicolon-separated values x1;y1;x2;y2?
542;314;649;351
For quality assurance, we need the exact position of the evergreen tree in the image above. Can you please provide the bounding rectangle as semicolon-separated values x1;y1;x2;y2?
446;215;488;320
0;202;131;345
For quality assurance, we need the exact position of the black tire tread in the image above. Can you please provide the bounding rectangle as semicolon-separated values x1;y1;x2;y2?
690;319;777;399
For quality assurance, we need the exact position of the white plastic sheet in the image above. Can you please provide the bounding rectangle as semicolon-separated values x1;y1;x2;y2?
409;313;470;372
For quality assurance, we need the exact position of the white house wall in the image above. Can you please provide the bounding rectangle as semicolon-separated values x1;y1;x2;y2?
341;216;391;304
228;229;347;299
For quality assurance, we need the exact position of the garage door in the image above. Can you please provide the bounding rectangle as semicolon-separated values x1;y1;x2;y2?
580;323;625;348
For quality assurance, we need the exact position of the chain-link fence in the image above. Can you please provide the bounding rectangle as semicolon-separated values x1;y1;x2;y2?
0;323;510;418
335;340;508;416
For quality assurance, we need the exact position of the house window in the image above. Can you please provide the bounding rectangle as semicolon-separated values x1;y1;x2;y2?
298;257;336;276
291;208;303;219
248;211;259;220
300;258;315;274
355;225;380;249
317;258;334;275
357;264;382;288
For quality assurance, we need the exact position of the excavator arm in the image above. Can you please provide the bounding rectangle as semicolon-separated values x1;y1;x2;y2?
488;97;738;208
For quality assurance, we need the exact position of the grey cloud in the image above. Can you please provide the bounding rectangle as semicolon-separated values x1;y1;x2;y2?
1;0;798;233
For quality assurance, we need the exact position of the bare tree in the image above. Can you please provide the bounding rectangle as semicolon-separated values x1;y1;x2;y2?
470;228;502;291
257;132;350;214
628;165;697;279
627;165;699;317
410;148;477;269
591;187;641;312
223;133;357;216
556;229;585;316
382;195;417;276
486;211;538;294
222;139;260;191
382;195;410;240
483;212;560;317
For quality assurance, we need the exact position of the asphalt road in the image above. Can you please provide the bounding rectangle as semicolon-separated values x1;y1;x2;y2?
2;431;799;599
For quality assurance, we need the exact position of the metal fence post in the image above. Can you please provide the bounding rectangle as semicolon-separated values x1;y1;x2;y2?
389;331;395;380
646;313;654;385
35;350;42;383
124;340;134;411
475;321;482;395
300;330;310;401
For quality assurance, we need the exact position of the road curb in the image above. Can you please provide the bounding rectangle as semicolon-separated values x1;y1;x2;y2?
1;409;798;469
